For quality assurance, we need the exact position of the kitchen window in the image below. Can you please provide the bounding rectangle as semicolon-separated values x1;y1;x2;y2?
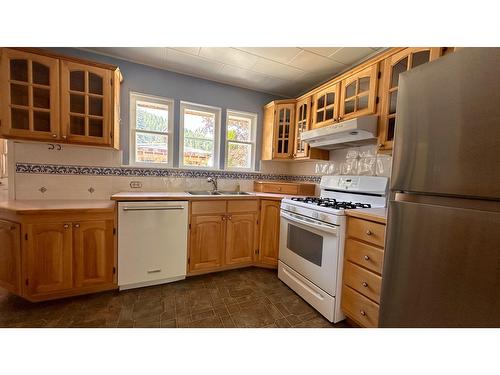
225;110;257;171
179;102;221;169
130;92;174;167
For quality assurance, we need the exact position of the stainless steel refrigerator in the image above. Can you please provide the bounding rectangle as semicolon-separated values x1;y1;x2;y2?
379;48;500;327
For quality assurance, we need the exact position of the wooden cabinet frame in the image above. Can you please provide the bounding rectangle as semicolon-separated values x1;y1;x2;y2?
377;47;441;151
339;63;379;121
0;208;117;302
311;82;340;129
0;48;60;140
0;47;121;149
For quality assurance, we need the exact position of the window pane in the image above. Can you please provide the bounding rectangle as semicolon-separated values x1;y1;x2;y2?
227;115;252;142
183;138;214;167
227;142;252;169
136;132;168;164
136;101;169;132
183;107;216;167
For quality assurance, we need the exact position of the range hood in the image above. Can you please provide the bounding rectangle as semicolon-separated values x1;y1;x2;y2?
301;115;378;150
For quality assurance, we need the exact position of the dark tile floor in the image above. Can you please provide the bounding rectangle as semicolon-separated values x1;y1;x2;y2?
0;267;350;328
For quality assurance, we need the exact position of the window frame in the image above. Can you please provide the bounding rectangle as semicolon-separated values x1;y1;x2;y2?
129;92;174;168
225;109;257;172
179;101;221;170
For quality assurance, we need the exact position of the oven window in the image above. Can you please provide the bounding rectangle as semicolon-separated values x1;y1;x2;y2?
287;224;323;266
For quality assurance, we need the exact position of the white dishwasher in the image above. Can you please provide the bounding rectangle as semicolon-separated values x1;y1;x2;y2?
118;201;188;290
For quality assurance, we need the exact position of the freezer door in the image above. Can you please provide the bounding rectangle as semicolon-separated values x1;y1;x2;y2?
379;197;500;327
392;48;500;199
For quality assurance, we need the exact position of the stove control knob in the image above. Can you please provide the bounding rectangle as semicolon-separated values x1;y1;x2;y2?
312;211;319;219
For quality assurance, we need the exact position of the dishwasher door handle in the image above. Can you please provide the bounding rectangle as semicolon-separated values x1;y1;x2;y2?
122;206;185;211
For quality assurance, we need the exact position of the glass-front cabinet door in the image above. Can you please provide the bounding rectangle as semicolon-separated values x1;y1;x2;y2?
293;98;310;158
340;63;379;121
273;103;295;159
311;82;340;129
60;61;112;145
378;48;441;151
0;48;60;140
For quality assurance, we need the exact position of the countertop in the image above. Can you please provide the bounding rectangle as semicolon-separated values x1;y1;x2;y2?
0;200;116;214
110;191;300;201
345;207;388;224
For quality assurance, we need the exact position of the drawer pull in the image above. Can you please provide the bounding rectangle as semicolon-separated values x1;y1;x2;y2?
147;269;161;274
63;224;70;229
364;255;370;261
366;230;372;235
360;310;366;316
362;282;368;287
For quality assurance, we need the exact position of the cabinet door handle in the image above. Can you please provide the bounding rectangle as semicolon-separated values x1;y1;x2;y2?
52;134;57;138
63;224;70;229
366;230;372;235
222;216;226;221
362;282;368;288
147;269;161;274
227;216;232;220
363;255;370;261
74;223;80;228
360;310;366;316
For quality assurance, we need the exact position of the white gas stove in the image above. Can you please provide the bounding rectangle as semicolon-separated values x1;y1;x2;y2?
278;175;388;323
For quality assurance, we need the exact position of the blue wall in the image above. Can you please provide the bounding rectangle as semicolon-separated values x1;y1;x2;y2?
50;48;283;169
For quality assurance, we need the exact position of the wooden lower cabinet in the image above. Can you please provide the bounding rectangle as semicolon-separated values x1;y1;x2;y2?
225;213;257;266
258;200;280;267
24;222;73;298
341;215;386;327
0;220;21;293
188;199;271;275
0;209;117;302
189;214;226;272
73;220;115;288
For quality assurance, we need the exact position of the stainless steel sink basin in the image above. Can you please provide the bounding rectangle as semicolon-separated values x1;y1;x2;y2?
187;191;251;195
187;191;222;195
217;191;251;195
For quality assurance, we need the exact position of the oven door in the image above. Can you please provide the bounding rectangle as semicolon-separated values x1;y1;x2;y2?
279;209;340;296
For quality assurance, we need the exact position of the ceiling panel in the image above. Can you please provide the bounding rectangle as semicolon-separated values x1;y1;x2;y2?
83;47;382;97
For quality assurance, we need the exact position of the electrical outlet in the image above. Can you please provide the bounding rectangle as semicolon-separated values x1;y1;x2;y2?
130;181;142;189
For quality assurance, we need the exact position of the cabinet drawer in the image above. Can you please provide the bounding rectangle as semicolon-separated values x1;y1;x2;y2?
341;285;379;328
227;200;258;213
264;183;299;195
191;201;226;215
343;261;382;303
347;217;386;247
345;238;384;274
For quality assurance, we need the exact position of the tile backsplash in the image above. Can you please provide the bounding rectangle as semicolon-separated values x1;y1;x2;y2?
10;142;391;200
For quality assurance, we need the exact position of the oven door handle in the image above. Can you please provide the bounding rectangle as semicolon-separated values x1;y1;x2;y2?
281;210;338;235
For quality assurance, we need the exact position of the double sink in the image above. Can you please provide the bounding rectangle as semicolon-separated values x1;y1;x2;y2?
187;191;251;196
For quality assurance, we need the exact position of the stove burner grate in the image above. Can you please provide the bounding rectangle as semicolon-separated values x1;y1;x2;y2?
290;197;371;210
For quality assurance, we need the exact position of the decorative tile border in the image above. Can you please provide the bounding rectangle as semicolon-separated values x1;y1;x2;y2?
16;163;322;183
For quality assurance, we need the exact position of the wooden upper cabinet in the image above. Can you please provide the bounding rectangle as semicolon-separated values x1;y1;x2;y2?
311;82;340;129
378;48;441;151
24;222;73;298
225;212;256;265
60;61;112;146
73;220;115;288
0;48;121;149
273;103;296;159
340;63;379;121
0;220;21;293
0;48;60;140
189;214;226;272
258;200;280;267
261;100;296;161
294;97;329;160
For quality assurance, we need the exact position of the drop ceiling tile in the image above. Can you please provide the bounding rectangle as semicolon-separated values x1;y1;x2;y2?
329;47;378;65
198;47;258;69
164;49;224;77
236;47;302;64
169;47;200;55
251;58;305;81
288;50;347;74
89;47;167;67
302;47;342;57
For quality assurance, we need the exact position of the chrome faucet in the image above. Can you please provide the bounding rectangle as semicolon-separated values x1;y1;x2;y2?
207;176;218;192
